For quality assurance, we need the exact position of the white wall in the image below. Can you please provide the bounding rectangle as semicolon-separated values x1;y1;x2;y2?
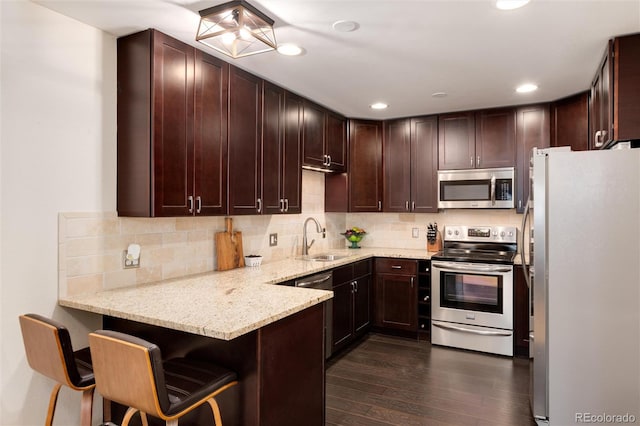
0;1;116;424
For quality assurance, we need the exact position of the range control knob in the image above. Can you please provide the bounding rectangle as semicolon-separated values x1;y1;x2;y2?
509;231;514;237
447;230;452;235
493;231;498;237
500;231;506;237
454;230;459;236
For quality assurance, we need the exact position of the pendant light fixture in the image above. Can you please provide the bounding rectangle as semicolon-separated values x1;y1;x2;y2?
196;0;277;59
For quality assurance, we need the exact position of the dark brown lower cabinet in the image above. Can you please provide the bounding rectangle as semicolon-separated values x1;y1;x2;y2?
331;260;371;354
374;258;417;332
514;265;530;357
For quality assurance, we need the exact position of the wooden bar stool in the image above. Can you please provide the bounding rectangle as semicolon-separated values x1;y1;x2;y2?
18;314;96;426
88;330;238;426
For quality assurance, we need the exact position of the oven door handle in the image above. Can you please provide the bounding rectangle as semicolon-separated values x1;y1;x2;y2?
431;261;511;274
433;321;513;337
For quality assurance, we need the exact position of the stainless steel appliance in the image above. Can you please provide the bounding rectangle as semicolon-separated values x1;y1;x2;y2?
437;167;515;209
431;225;517;356
528;147;640;425
295;271;333;359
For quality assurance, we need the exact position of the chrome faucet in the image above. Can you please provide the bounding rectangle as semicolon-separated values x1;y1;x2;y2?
302;217;326;255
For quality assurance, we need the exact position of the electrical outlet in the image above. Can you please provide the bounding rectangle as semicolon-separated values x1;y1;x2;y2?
412;228;419;238
269;233;278;246
123;250;140;269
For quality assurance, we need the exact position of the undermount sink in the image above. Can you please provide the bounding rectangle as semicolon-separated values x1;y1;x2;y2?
298;253;348;262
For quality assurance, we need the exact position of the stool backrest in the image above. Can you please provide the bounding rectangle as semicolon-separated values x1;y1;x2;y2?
19;314;83;389
89;330;170;417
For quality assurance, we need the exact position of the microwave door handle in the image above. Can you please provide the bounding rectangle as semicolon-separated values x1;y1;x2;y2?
490;174;496;206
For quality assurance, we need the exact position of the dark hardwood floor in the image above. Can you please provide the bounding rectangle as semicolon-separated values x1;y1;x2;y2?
326;334;536;426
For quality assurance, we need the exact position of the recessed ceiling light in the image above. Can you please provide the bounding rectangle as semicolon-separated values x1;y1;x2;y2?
516;83;538;93
370;102;388;110
496;0;530;10
432;92;448;98
277;44;303;56
332;20;360;32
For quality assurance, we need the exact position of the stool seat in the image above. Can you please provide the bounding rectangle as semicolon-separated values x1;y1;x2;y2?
89;330;237;425
73;347;95;388
162;358;236;416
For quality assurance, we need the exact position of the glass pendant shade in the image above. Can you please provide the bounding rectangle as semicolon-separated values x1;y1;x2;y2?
196;0;277;58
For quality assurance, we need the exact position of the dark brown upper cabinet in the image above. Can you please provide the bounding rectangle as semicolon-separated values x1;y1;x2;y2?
383;119;411;212
550;92;589;151
117;29;228;217
383;116;438;213
348;120;383;212
590;33;640;149
438;109;516;170
302;101;346;172
515;104;549;213
228;66;263;215
262;83;303;215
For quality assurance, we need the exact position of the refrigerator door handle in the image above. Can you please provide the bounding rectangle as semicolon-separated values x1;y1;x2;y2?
521;198;532;288
433;321;513;337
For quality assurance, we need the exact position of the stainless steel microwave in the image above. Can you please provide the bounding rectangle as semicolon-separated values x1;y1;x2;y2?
437;167;515;209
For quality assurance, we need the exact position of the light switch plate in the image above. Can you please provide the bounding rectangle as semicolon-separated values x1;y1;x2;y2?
269;233;278;246
412;228;419;238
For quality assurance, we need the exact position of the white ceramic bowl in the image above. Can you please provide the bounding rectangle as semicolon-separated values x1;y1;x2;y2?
244;255;263;267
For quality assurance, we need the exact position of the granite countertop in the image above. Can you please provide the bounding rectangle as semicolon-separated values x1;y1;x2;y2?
58;248;437;341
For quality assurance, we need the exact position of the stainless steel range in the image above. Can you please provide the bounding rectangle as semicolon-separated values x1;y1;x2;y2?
431;225;518;356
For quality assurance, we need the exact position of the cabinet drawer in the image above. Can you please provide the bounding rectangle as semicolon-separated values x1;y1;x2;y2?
332;264;353;285
353;259;371;279
375;258;417;275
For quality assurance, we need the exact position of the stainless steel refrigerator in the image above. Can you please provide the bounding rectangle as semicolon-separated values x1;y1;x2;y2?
527;147;640;425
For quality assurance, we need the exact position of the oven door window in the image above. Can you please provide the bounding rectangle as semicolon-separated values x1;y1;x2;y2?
440;271;503;314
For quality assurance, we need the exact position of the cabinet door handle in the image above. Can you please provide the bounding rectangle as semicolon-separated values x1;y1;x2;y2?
423;295;430;301
411;201;416;211
410;276;414;288
327;155;332;166
391;265;402;269
284;198;289;212
470;156;474;167
353;280;358;293
477;155;480;167
594;130;603;148
425;267;429;272
257;198;262;213
188;195;194;214
279;199;284;212
518;199;522;210
196;196;202;214
405;201;409;211
378;201;382;211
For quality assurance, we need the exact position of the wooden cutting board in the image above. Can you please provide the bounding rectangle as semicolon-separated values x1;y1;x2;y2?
216;217;245;271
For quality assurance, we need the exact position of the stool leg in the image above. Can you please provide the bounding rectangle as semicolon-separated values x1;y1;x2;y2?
206;398;223;426
140;412;149;426
45;384;62;426
122;407;139;426
166;419;178;426
103;398;112;423
79;387;95;426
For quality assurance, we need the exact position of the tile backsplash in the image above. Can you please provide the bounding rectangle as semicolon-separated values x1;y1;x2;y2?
59;171;524;297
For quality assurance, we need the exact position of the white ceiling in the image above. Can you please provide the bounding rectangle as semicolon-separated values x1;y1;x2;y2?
35;0;640;119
